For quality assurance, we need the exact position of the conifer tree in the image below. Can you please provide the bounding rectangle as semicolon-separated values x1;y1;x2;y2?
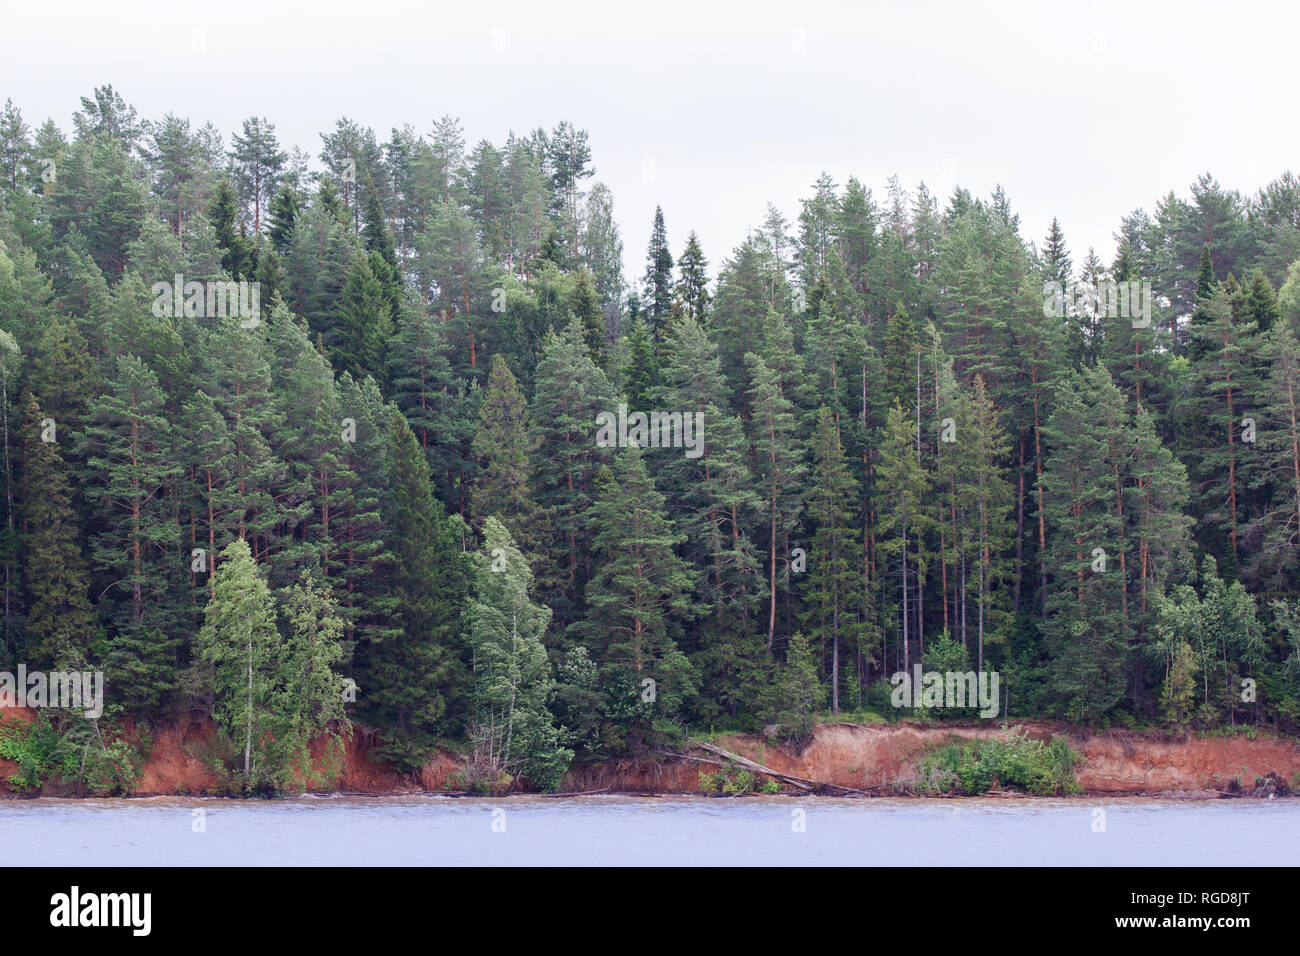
580;445;697;751
79;355;184;711
465;517;571;790
1039;367;1132;722
472;355;549;565
770;631;827;745
676;230;709;323
1042;217;1071;286
642;205;674;340
208;177;256;279
875;402;931;674
354;410;469;769
1185;284;1262;573
618;312;659;409
1249;322;1300;590
333;253;394;385
800;406;862;713
19;393;95;666
652;317;765;721
568;266;605;358
530;318;616;622
746;352;806;650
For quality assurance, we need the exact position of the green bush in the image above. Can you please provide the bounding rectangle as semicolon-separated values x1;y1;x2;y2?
916;726;1081;795
0;712;142;795
698;764;759;796
0;717;59;792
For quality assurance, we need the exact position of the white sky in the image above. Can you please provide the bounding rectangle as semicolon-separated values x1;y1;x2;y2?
4;0;1298;287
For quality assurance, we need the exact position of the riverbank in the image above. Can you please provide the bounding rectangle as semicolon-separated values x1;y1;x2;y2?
2;707;1296;798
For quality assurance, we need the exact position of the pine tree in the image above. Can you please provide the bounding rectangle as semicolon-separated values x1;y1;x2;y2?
800;406;862;713
955;375;1015;671
1039;366;1133;723
229;116;286;235
193;316;284;561
265;304;355;589
79;354;184;713
875;402;931;676
0;331;19;662
19;393;95;666
1249;322;1300;590
746;352;806;650
1185;284;1262;573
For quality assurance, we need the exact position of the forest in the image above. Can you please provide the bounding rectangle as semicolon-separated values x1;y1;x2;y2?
0;85;1298;794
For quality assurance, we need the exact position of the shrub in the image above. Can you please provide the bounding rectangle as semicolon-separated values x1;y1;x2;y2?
916;726;1081;795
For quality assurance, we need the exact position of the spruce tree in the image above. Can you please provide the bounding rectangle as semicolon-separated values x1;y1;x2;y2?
618;312;659;410
333;254;394;386
471;354;549;566
676;230;709;323
530;318;616;623
354;410;469;770
580;445;697;752
653;317;765;722
642;205;674;340
568;266;605;359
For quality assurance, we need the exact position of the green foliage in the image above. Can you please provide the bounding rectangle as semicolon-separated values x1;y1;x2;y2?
2;93;1300;798
917;726;1081;795
0;712;143;795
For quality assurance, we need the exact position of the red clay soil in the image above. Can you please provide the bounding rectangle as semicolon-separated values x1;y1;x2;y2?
3;710;1298;797
686;722;1300;795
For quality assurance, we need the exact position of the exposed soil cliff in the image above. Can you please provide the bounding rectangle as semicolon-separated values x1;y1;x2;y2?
2;708;1297;797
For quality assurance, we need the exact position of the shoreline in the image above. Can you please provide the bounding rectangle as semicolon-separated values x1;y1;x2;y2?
4;709;1297;801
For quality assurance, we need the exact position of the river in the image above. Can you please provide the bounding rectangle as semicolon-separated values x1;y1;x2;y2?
4;795;1298;865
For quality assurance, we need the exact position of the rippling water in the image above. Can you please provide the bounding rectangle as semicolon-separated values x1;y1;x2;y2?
4;795;1298;865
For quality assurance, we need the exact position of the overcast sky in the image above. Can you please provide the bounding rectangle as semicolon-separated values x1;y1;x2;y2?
4;0;1297;287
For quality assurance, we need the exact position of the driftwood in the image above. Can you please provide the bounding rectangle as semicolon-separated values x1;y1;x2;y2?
681;739;875;796
541;787;612;798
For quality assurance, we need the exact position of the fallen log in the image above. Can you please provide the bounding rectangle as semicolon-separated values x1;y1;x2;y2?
681;739;875;795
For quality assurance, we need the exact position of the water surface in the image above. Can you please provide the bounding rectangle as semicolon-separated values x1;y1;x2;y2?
4;794;1296;865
